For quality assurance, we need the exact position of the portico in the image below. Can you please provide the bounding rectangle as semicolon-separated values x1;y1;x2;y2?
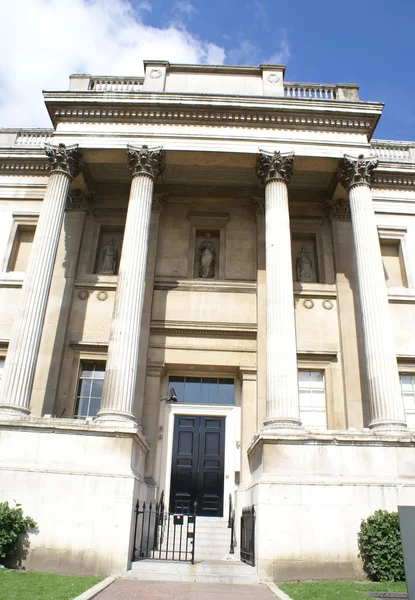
0;61;415;581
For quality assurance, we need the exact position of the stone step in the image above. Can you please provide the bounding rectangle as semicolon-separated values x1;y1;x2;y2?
128;559;258;584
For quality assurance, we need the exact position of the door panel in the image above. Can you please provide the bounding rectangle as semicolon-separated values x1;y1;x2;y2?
170;415;225;516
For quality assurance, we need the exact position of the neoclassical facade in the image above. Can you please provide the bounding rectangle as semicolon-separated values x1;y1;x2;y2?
1;61;415;581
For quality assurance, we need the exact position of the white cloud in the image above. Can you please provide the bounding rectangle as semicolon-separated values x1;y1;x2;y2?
172;0;197;17
0;0;224;127
267;29;291;65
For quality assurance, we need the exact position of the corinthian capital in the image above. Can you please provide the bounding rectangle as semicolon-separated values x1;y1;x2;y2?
128;145;165;180
45;143;82;179
339;154;378;190
257;150;294;186
66;189;94;211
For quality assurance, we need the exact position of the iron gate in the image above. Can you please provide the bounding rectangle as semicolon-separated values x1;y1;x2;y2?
132;493;197;563
240;505;255;566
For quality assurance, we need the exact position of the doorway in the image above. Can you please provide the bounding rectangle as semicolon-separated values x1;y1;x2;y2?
170;415;225;516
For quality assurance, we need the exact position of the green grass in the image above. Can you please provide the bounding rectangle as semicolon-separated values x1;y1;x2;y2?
279;580;407;600
0;569;102;600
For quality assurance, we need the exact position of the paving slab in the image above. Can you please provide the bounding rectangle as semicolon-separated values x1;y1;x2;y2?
94;578;276;599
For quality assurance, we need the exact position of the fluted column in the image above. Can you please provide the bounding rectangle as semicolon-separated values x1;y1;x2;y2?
339;154;406;430
0;143;82;418
257;151;301;429
96;145;164;426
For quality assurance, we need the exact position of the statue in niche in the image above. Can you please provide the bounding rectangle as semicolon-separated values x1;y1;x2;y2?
100;238;118;274
198;232;216;278
296;245;313;282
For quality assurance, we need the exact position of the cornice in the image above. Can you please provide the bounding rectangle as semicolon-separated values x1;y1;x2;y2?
44;92;381;135
153;277;257;294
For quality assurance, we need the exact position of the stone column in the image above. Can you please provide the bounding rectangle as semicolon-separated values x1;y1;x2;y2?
339;154;406;430
257;151;301;429
96;146;164;426
0;143;82;418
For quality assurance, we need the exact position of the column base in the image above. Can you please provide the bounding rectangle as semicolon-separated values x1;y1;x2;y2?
262;416;303;431
93;408;140;429
0;405;30;420
369;419;408;433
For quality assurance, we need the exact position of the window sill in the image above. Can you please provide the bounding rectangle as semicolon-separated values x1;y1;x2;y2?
293;282;337;298
154;277;257;294
0;272;24;287
75;275;118;290
388;288;415;303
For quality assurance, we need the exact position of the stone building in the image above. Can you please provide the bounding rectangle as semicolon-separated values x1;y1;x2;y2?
0;61;414;582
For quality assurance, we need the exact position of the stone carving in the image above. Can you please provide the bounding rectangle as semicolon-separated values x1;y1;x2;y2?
152;193;167;213
267;73;281;84
97;291;108;301
303;299;314;309
322;299;333;310
149;68;162;79
257;150;294;186
338;154;378;190
99;239;118;274
198;233;216;279
66;189;94;211
127;145;165;180
77;290;89;300
325;199;351;221
296;245;313;282
250;196;265;216
45;143;82;180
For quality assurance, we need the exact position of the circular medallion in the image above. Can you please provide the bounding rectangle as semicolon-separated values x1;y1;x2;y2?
267;73;281;84
322;299;334;310
97;291;108;302
303;299;314;310
77;290;89;300
149;68;162;79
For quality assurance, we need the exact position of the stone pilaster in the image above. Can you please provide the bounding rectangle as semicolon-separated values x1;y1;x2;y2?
257;151;301;429
0;144;82;418
339;154;406;430
96;146;164;426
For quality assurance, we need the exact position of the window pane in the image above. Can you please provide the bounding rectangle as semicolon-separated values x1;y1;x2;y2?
169;376;185;402
185;377;200;403
298;371;310;384
0;356;4;381
76;397;89;417
218;379;235;405
201;378;217;404
91;379;104;398
81;362;95;378
400;374;413;391
94;363;106;379
89;397;101;417
78;379;92;397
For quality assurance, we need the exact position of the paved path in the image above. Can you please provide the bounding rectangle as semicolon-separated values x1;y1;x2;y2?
95;579;276;599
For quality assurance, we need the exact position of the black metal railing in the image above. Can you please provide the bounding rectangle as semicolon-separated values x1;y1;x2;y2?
240;505;255;566
132;493;197;563
228;493;236;554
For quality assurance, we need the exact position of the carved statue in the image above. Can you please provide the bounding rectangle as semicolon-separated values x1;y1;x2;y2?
198;233;216;279
296;245;313;282
100;239;118;274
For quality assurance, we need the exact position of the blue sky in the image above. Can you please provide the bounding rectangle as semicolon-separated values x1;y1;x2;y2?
1;0;414;140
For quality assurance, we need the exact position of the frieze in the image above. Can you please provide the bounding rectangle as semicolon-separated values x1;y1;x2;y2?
0;161;48;172
51;107;374;133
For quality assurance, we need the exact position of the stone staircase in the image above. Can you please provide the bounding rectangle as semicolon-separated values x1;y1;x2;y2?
128;559;258;584
128;517;258;584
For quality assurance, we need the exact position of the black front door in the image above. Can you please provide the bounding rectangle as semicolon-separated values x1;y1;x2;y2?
170;415;225;517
